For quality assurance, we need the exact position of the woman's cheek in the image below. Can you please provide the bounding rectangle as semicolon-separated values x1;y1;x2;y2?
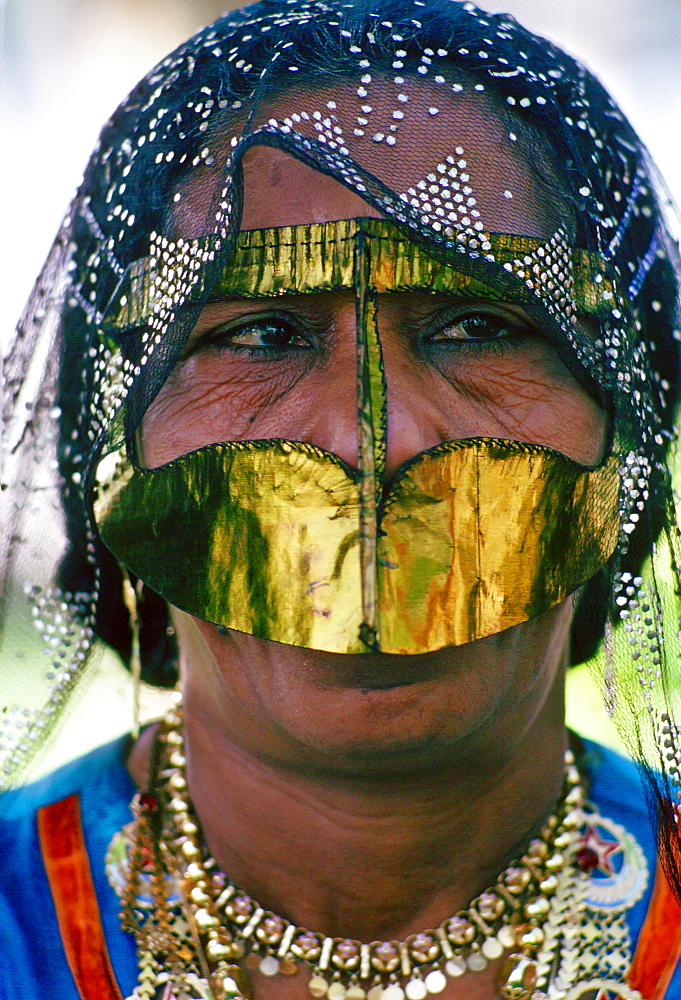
139;355;312;466
430;347;607;464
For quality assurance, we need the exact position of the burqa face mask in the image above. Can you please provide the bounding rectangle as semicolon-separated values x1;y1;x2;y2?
92;218;619;654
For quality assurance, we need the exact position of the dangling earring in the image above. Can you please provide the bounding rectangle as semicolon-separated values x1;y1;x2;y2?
121;565;144;739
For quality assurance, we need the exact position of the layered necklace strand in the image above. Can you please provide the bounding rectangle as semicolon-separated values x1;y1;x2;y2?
107;695;643;1000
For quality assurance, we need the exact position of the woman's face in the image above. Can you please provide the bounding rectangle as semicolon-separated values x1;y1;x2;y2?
140;91;607;772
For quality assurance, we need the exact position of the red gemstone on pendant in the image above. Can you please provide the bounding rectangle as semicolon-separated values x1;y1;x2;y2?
576;845;599;870
140;844;156;871
139;792;159;812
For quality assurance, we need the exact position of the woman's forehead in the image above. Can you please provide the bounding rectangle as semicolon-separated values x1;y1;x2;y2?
170;79;564;241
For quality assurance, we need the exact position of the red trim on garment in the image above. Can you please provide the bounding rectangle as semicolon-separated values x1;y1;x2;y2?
628;858;681;1000
38;794;124;1000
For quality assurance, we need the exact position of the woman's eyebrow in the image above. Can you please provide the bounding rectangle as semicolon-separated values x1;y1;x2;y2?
187;298;297;327
195;291;529;322
183;293;344;342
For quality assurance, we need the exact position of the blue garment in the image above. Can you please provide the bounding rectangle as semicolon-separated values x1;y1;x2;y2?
0;738;139;1000
0;736;678;999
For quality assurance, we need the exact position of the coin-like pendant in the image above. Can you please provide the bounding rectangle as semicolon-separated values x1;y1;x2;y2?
259;955;280;977
382;986;405;1000
497;953;537;1000
404;977;427;999
309;975;330;997
424;970;447;994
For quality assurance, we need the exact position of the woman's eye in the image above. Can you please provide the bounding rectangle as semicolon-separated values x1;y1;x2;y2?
428;311;528;343
206;316;312;351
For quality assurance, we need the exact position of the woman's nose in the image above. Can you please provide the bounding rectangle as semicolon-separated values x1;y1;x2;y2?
305;308;451;480
383;383;448;478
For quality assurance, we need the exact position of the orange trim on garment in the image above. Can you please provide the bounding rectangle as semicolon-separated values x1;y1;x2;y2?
628;858;681;1000
37;794;124;1000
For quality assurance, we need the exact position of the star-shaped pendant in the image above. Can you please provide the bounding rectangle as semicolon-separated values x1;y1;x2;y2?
575;822;622;876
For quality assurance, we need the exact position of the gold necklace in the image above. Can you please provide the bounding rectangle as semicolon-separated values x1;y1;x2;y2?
107;696;645;1000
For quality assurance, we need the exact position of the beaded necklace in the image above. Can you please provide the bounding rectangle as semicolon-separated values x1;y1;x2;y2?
107;697;647;1000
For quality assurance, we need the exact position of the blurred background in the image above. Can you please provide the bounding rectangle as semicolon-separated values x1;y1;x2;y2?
3;0;681;769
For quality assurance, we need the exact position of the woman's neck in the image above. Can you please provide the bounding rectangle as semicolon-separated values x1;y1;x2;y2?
130;676;568;945
190;716;566;943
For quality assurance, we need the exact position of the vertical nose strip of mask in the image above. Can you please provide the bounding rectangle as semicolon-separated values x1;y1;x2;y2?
354;228;387;651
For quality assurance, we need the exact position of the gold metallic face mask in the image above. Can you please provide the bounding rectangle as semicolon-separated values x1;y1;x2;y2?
93;219;620;654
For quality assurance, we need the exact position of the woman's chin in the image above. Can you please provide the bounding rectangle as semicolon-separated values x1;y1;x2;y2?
177;613;568;778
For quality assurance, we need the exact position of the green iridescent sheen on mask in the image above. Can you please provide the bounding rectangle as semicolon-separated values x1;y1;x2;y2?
93;437;619;654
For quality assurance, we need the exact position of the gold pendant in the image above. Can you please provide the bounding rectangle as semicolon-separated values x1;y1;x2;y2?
497;953;538;1000
563;981;644;1000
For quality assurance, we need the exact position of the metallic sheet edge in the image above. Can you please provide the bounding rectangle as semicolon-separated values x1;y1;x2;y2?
93;438;620;655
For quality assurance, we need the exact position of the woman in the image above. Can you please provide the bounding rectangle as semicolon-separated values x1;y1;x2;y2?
2;1;681;998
